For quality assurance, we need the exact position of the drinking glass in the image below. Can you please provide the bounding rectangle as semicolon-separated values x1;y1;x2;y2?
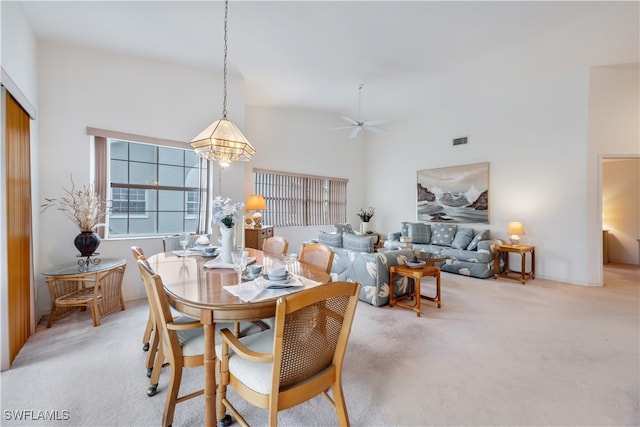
180;232;190;254
232;250;248;283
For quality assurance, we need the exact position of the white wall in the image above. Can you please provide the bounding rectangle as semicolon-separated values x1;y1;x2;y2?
244;105;367;251
590;65;640;269
36;43;247;318
366;62;596;285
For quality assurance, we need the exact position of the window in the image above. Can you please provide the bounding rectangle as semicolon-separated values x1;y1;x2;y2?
253;169;347;227
90;128;210;238
111;188;146;214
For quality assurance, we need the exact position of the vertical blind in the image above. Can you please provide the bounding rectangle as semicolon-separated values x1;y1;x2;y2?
253;169;347;227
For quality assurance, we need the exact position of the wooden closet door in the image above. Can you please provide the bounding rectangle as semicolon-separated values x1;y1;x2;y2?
5;91;33;365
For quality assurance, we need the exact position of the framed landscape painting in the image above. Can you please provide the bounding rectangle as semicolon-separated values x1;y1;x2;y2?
417;162;489;223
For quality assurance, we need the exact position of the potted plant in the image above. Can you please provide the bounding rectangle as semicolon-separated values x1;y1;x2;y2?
211;196;244;264
356;207;375;234
41;179;107;257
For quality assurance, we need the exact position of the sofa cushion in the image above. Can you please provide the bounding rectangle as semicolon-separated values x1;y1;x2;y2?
440;248;493;263
334;223;355;234
467;229;490;250
451;228;474;249
431;224;457;246
342;233;374;253
407;222;431;244
318;231;342;248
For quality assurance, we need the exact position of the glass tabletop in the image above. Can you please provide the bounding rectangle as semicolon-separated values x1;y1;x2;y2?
41;258;126;276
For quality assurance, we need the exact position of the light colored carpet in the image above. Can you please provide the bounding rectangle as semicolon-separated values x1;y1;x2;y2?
1;264;638;426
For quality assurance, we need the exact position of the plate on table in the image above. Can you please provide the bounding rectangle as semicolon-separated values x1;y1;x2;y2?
406;260;426;269
262;272;292;283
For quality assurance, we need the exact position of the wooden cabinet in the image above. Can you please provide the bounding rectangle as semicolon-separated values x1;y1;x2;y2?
244;226;274;250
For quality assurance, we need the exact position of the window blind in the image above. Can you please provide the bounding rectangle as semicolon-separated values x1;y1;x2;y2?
253;169;347;227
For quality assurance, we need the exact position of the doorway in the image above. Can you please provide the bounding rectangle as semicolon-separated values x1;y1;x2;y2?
601;156;640;267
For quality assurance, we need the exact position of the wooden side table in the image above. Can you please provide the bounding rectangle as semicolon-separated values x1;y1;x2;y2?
244;225;274;250
360;232;383;251
494;244;535;284
389;264;441;317
43;258;127;327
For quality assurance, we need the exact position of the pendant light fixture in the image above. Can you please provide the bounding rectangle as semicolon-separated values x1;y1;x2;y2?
191;0;255;168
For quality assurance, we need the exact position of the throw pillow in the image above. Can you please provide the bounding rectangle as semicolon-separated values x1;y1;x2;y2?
431;224;458;246
318;231;342;248
407;222;431;244
334;223;355;234
467;229;490;250
342;233;374;253
451;228;474;249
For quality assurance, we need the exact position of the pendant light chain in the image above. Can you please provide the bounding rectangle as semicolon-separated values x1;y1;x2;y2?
190;0;255;166
222;0;229;118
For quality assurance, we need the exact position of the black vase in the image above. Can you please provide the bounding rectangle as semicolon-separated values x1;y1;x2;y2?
74;231;101;256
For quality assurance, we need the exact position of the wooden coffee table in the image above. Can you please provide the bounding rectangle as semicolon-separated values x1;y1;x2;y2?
389;264;441;317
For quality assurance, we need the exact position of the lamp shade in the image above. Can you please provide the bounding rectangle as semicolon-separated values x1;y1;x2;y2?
507;221;525;235
191;118;256;167
246;194;267;211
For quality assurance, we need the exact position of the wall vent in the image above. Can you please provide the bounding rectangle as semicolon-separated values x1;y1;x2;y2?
453;137;468;146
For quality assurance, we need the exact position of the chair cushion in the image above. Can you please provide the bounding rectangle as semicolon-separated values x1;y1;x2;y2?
431;224;457;246
451;228;474;249
342;233;374;253
177;320;235;357
218;329;276;394
467;229;490;250
318;231;342;248
407;222;431;244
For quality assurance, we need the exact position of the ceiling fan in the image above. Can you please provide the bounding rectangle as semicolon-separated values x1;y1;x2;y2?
327;84;388;139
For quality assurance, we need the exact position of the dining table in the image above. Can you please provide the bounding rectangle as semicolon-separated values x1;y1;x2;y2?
147;248;331;427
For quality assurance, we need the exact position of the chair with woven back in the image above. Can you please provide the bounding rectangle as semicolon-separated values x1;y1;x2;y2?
298;242;335;274
216;281;361;427
262;236;289;256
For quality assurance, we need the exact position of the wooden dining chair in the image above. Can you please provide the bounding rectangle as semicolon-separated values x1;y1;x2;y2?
299;242;335;274
131;246;157;377
137;259;208;426
262;236;289;256
216;281;361;427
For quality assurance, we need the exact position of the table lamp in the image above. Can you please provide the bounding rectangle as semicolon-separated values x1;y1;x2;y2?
246;194;267;228
507;221;525;246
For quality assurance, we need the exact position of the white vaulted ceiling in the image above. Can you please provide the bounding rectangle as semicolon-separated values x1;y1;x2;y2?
16;1;640;121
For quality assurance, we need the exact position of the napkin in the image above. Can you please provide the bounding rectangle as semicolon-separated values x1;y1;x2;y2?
204;257;256;269
223;274;307;302
172;250;197;257
195;235;210;246
267;260;287;276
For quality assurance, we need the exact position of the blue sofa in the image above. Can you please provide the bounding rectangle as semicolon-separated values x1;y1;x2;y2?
384;222;503;279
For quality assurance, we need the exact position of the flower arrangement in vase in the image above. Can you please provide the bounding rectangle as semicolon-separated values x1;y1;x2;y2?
357;207;375;234
41;178;107;256
211;196;244;264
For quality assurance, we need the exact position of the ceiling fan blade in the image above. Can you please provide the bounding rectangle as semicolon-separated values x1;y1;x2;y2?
363;118;388;127
349;127;361;139
326;125;352;131
365;126;387;134
341;116;359;125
